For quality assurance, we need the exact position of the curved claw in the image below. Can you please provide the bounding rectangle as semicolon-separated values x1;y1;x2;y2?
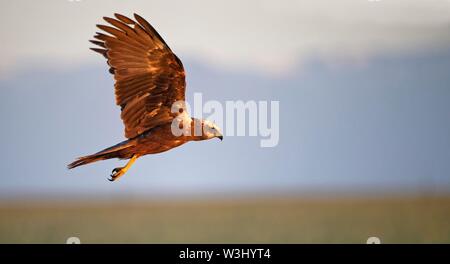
109;167;122;182
107;155;139;182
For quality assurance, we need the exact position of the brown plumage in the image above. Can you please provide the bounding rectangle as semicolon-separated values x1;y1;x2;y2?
68;13;223;181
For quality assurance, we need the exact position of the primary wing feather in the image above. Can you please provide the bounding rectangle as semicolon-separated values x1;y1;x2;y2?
90;13;186;138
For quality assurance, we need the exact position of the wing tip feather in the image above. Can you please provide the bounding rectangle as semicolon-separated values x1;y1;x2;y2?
114;13;135;24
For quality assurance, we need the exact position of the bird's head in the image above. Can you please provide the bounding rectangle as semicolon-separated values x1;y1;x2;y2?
191;118;223;141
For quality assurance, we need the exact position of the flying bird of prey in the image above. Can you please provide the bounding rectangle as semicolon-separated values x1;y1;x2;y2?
68;13;223;181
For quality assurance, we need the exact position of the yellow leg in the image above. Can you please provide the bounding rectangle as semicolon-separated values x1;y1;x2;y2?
109;155;139;182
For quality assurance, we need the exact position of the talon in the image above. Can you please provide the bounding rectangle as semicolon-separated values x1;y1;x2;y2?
109;166;125;182
106;156;139;182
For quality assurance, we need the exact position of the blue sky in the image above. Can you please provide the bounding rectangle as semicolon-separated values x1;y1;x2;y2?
1;49;450;198
0;1;450;198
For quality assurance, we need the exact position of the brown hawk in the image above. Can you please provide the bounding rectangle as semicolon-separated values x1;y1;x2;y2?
68;13;223;181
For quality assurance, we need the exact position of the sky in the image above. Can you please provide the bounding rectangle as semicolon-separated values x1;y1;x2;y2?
0;0;450;199
2;0;450;76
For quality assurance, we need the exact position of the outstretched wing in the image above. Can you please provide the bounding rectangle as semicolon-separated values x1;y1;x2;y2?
90;13;186;139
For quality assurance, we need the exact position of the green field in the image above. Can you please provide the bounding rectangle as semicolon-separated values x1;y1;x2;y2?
0;196;449;243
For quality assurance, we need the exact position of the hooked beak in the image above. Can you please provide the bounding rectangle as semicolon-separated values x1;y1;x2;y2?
217;135;223;141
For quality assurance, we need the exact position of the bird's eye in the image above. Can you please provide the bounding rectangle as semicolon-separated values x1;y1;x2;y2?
212;127;215;130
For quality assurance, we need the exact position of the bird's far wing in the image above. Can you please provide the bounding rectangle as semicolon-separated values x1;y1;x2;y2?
90;13;186;139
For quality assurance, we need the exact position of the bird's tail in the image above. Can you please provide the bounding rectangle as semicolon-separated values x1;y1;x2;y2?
67;153;110;169
67;139;134;169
